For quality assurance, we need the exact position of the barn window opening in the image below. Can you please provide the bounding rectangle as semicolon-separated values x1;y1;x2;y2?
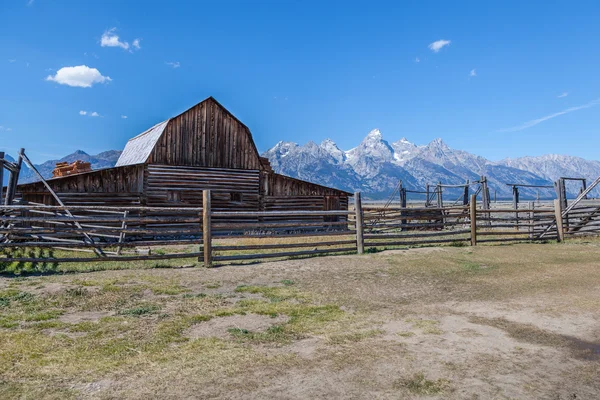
230;192;243;203
167;190;182;203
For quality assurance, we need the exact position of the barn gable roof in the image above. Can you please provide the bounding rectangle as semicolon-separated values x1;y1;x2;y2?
115;97;262;169
116;119;170;167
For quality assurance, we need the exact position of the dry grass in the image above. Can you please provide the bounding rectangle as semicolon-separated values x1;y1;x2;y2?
1;237;599;398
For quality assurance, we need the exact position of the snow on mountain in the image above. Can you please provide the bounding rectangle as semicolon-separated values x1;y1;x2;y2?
320;139;346;164
391;137;421;164
498;154;600;197
263;141;362;192
499;155;600;182
262;129;599;199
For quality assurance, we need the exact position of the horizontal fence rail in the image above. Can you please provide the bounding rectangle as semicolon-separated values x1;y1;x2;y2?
1;190;598;268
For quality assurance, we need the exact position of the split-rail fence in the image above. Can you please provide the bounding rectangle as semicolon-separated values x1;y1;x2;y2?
1;191;599;267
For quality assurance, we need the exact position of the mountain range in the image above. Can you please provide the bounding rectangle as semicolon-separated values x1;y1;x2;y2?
2;130;599;200
262;129;600;200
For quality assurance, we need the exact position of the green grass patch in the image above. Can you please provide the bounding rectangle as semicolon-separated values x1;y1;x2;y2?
394;372;451;395
118;304;161;316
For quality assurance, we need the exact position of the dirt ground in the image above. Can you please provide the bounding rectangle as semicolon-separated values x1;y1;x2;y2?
1;239;599;399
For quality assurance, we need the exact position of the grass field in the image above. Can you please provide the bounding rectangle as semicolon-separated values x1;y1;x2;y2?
1;238;599;399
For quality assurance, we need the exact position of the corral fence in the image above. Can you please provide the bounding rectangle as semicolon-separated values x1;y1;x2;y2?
1;191;599;267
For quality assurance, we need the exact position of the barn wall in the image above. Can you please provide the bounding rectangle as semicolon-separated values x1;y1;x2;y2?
148;99;263;170
260;172;350;213
145;164;260;211
17;164;145;206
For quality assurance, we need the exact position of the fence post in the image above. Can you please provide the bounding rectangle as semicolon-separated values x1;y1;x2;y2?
203;189;212;266
470;194;477;246
553;199;564;242
528;202;534;239
0;151;4;202
354;192;364;254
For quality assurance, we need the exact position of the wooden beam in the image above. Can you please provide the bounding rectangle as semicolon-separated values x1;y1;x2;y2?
0;151;4;202
554;199;564;242
203;189;212;267
355;192;364;254
4;148;23;206
470;194;477;246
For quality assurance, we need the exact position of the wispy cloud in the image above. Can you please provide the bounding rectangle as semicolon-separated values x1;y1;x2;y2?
46;65;111;88
100;28;140;52
498;98;600;132
121;115;128;119
557;92;568;98
428;39;451;53
469;69;477;77
79;110;100;117
165;61;180;68
27;0;34;7
0;126;13;132
415;57;420;63
8;59;16;63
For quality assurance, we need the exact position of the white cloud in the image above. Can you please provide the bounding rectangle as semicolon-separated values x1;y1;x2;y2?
101;28;129;50
46;65;111;88
8;59;16;63
428;39;451;52
166;61;181;68
557;92;568;98
415;57;420;63
121;115;128;119
498;98;600;132
0;126;13;132
79;110;100;117
27;0;34;6
470;69;477;77
100;28;140;52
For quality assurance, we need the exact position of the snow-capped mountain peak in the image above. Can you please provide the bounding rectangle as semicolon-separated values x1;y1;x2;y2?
391;137;420;164
261;129;600;199
320;139;345;164
366;128;382;138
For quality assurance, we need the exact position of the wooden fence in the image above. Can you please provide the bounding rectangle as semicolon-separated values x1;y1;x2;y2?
1;191;598;267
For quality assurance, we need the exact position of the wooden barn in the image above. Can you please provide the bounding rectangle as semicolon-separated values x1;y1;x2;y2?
16;97;351;215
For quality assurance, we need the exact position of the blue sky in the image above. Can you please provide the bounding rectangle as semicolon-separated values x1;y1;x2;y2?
1;0;599;163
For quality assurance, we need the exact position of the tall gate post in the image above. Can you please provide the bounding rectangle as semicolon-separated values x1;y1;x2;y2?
470;194;477;246
203;189;213;267
528;201;534;239
553;199;564;242
354;192;364;254
0;151;4;202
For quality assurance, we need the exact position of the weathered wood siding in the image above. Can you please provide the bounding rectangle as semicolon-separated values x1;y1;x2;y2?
145;164;260;211
18;165;144;206
266;173;350;197
261;173;350;221
148;98;262;170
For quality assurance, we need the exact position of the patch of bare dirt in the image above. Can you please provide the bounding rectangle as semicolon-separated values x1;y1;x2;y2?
185;313;289;339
